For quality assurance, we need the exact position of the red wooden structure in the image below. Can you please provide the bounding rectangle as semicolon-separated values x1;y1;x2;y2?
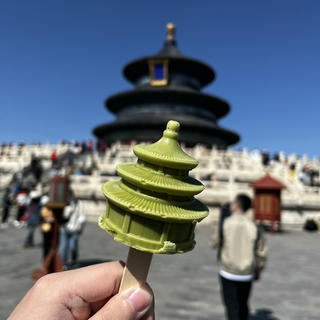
250;174;286;232
32;176;69;279
47;175;69;209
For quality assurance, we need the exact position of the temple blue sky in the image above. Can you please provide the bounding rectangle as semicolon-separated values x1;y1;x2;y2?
1;0;320;156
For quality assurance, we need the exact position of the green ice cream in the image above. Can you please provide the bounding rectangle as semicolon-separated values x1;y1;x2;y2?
99;120;208;254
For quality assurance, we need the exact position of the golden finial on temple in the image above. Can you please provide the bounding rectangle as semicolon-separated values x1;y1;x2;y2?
166;23;176;41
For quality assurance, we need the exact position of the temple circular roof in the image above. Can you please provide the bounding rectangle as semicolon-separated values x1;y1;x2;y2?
93;113;240;146
106;86;230;119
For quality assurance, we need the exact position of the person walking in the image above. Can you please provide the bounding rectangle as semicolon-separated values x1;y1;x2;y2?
39;195;53;259
1;187;12;229
50;150;58;165
212;194;267;320
59;196;85;267
14;186;29;228
23;191;41;248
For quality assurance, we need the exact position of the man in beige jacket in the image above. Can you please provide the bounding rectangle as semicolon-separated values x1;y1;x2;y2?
212;194;267;320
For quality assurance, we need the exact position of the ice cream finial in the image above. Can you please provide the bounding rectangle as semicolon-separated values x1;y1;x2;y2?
163;120;179;139
166;22;176;41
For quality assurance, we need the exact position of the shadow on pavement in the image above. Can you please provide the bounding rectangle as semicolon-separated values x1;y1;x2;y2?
250;308;279;320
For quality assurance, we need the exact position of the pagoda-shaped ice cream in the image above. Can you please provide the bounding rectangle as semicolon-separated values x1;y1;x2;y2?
99;120;208;254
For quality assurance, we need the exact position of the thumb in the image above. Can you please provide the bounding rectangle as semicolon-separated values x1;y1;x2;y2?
90;286;153;320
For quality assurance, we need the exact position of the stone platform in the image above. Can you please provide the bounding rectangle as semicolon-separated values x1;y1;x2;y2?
1;223;319;319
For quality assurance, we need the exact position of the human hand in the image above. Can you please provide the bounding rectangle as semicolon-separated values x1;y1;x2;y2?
8;261;154;320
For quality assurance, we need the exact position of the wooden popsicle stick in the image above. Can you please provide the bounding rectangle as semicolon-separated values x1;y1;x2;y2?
119;247;153;293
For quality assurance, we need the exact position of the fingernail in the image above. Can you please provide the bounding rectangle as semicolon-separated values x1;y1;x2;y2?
124;287;152;315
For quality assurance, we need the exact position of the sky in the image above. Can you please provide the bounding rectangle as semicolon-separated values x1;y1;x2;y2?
1;0;320;157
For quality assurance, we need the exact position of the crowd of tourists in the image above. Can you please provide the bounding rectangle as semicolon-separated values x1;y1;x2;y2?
0;140;107;163
0;150;87;269
2;141;320;188
260;152;320;186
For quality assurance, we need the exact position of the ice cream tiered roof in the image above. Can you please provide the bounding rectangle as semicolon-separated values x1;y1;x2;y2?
99;120;208;253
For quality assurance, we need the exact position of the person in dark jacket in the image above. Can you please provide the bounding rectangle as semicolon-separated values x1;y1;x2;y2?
1;187;12;229
23;191;41;248
39;196;53;258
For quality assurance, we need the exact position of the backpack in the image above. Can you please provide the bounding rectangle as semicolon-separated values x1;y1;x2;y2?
304;219;318;232
217;203;231;260
64;201;85;233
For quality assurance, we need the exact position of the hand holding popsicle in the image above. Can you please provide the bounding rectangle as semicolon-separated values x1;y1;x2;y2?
8;261;154;320
99;120;208;291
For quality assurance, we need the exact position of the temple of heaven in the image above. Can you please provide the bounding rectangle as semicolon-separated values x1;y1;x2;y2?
93;23;240;147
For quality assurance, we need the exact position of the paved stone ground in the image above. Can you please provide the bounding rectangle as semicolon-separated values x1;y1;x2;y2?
1;222;320;319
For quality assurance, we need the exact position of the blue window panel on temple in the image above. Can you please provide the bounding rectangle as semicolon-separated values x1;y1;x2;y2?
154;63;165;80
